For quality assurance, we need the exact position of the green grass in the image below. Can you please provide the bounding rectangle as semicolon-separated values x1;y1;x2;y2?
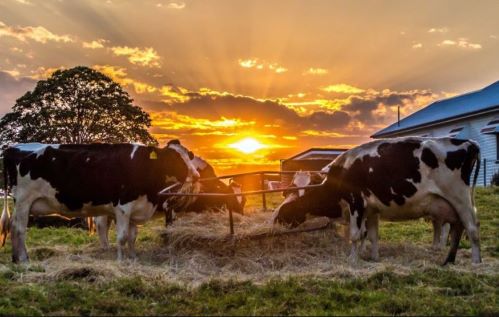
0;268;496;315
0;188;497;315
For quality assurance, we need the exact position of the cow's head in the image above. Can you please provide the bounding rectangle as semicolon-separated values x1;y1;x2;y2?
166;139;201;182
158;146;190;183
283;171;324;198
272;171;339;227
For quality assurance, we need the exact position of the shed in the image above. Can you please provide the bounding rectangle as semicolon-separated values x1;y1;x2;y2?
280;148;347;186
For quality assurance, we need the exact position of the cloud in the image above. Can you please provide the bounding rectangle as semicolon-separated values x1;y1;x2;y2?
321;84;365;94
93;65;157;94
303;68;328;75
438;38;482;49
159;92;351;134
159;84;190;102
111;46;161;67
338;89;440;129
167;2;186;9
14;0;32;5
0;71;36;114
238;58;287;73
428;27;449;33
82;39;106;49
3;69;21;77
0;20;74;43
30;66;65;79
412;43;423;49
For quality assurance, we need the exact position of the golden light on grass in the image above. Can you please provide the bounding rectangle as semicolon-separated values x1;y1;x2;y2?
228;137;266;154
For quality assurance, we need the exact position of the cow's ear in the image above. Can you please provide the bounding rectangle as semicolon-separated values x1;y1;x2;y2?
167;139;181;146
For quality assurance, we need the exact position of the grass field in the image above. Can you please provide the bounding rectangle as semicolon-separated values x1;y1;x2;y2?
0;187;497;315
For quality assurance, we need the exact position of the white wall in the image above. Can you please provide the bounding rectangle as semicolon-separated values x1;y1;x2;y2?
395;113;498;186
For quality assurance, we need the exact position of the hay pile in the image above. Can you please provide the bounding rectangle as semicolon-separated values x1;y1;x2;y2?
14;209;499;286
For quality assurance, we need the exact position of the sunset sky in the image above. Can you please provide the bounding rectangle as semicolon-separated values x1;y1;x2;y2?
1;0;499;173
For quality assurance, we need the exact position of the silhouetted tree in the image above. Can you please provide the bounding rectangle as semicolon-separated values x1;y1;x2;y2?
0;66;157;146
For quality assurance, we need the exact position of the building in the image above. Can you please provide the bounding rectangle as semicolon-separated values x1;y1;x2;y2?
372;81;499;186
280;148;347;185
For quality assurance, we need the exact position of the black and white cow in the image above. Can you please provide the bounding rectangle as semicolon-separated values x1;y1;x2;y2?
164;139;246;214
0;143;199;263
273;137;481;265
93;140;246;249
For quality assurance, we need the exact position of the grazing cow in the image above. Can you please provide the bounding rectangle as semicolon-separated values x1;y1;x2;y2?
282;171;325;198
273;137;481;265
282;169;451;250
93;140;246;249
164;139;246;215
0;143;199;263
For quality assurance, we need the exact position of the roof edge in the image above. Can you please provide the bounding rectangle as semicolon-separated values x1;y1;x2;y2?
372;105;499;138
284;148;349;161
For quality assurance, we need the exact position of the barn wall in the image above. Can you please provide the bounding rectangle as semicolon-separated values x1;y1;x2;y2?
394;112;499;186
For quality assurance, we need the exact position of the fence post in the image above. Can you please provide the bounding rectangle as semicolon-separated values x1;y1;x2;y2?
228;208;234;235
483;158;487;187
260;173;267;211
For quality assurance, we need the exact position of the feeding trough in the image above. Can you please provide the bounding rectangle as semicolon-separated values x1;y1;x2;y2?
158;170;337;239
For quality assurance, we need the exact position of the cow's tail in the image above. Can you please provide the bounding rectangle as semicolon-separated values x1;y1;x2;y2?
470;142;480;213
0;154;11;247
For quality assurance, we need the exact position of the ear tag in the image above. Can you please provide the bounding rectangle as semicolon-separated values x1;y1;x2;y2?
150;151;158;160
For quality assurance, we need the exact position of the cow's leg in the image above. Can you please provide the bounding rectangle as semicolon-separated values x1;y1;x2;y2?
450;201;481;264
443;222;464;265
114;209;130;261
95;216;110;250
11;199;32;263
127;223;138;259
348;210;366;265
366;214;379;261
431;219;443;250
440;223;450;249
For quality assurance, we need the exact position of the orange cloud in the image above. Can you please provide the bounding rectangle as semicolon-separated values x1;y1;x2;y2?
111;46;161;67
30;66;64;79
438;38;482;49
303;67;328;75
321;84;365;94
238;58;287;73
82;39;106;49
0;20;74;43
93;65;157;94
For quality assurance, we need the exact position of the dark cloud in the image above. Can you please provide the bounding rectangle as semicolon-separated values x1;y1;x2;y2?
0;71;36;115
167;93;352;132
344;90;434;123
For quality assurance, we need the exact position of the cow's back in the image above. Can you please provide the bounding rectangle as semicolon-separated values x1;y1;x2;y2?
327;137;480;210
4;144;182;211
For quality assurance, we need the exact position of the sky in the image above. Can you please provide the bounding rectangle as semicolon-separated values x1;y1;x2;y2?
1;0;499;173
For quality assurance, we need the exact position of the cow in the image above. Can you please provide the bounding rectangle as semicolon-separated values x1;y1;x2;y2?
282;171;325;198
93;140;246;249
272;137;481;265
163;139;246;215
0;143;200;263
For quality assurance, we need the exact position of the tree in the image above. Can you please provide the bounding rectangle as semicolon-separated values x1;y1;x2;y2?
0;66;157;146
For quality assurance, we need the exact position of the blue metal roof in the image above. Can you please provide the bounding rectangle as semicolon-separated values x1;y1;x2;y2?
372;81;499;138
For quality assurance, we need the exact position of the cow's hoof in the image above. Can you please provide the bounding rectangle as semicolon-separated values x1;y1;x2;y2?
12;254;29;264
347;254;360;266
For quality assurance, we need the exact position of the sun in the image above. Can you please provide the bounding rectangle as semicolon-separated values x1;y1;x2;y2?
229;137;266;154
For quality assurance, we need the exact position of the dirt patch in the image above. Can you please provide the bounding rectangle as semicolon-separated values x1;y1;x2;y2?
53;266;112;282
31;247;63;261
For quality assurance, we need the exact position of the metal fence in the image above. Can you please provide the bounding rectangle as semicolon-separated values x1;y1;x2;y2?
481;158;499;186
